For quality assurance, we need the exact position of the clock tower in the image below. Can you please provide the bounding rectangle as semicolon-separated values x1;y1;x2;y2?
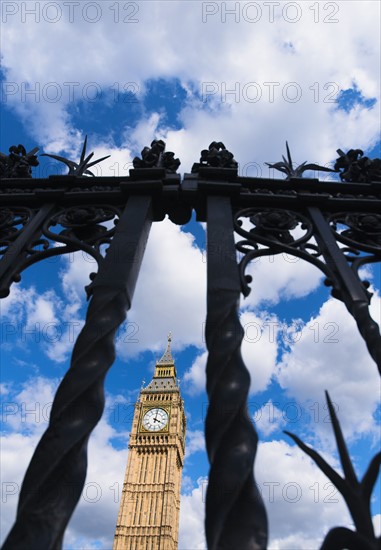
113;333;186;550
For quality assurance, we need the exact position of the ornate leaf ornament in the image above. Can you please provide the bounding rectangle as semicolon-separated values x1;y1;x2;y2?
0;144;39;178
199;141;238;168
334;148;381;182
132;139;180;172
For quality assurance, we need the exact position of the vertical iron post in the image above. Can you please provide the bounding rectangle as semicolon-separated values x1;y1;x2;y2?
204;195;267;550
2;195;153;550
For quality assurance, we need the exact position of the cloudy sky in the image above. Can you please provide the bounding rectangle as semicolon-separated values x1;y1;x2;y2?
1;1;380;548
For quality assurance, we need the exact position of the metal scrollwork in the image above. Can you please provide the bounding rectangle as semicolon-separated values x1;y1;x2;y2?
0;205;56;297
247;210;299;244
1;139;381;549
234;207;331;297
327;212;381;302
36;205;120;282
0;208;32;243
0;205;120;298
329;212;381;253
54;206;116;242
0;207;33;290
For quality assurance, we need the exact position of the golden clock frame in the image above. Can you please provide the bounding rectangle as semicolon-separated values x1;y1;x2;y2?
139;404;171;433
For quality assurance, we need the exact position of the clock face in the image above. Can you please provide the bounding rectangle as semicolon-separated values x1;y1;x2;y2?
142;408;168;431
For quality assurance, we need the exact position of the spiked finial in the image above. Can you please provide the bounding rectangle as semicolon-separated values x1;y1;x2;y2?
266;142;336;179
285;391;381;548
42;135;110;177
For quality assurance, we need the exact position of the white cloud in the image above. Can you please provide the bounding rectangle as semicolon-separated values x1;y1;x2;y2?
2;1;379;169
60;251;94;302
374;514;381;537
241;253;324;309
0;285;36;323
242;311;279;394
0;376;130;549
63;417;129;549
1;374;377;549
181;474;196;495
256;440;351;548
256;400;286;437
115;218;207;359
0;377;59;543
1;379;204;549
0;431;42;543
0;383;11;395
176;438;358;550
186;429;205;457
26;290;57;326
184;310;278;396
277;292;381;443
179;477;207;550
183;350;207;396
1;375;58;434
0;277;85;364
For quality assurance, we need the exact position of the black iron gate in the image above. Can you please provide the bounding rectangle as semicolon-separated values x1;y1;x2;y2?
1;140;380;549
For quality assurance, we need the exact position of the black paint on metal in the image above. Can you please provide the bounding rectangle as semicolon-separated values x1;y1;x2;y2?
205;195;268;550
1;142;380;550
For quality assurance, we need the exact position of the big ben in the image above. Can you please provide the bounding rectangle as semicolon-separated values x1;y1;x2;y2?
113;333;186;550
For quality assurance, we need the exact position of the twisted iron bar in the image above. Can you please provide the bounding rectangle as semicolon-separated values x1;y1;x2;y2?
205;297;268;550
2;196;153;549
205;196;267;550
2;287;128;549
348;300;381;374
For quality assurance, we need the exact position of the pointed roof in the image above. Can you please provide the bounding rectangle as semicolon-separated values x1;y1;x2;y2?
141;333;178;394
157;332;174;366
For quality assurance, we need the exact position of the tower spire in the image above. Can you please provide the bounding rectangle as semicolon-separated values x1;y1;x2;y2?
157;331;174;365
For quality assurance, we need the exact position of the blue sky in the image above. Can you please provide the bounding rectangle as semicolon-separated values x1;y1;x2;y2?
1;1;380;548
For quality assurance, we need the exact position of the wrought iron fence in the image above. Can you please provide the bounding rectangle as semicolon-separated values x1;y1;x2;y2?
1;139;380;549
